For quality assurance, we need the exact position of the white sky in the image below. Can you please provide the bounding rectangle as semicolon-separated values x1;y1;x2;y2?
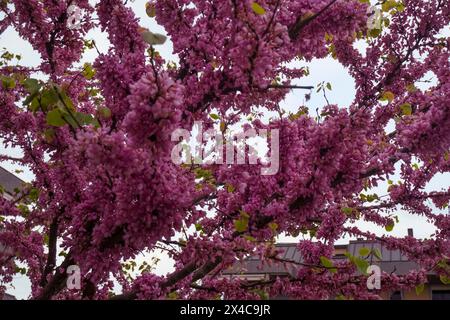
1;0;448;299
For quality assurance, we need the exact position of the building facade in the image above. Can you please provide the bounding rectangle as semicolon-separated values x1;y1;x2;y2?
223;234;450;300
0;166;23;300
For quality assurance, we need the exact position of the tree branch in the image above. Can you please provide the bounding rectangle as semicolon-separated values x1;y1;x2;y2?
39;217;59;287
34;254;75;300
266;84;314;90
288;0;339;40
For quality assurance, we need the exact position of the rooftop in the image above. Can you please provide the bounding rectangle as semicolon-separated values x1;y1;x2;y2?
1;293;16;300
0;166;24;196
223;237;422;277
0;167;22;301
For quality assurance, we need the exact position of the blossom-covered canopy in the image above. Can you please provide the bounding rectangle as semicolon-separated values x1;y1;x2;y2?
0;0;449;299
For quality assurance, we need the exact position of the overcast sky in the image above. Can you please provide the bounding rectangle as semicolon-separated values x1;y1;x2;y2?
1;0;448;299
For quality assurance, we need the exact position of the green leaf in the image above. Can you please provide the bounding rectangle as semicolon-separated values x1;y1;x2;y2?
395;2;405;12
58;251;68;257
346;252;368;274
1;51;15;61
194;223;203;232
234;211;249;233
58;90;75;111
141;29;167;45
40;88;59;109
46;109;66;127
43;129;56;143
209;113;220;120
382;0;397;12
439;275;450;285
61;113;78;129
1;76;16;89
75;112;96;126
25;95;40;109
320;256;337;273
99;107;112;119
326;82;332;91
15;266;27;275
167;291;179;300
146;2;156;17
251;2;266;15
28;188;40;202
324;32;333;43
359;247;370;257
194;168;213;180
354;257;369;275
380;91;395;102
328;43;337;59
17;203;29;217
369;28;382;38
290;229;300;237
400;103;412;116
244;235;256;242
406;83;417;93
320;256;333;268
268;222;278;234
234;218;248;233
362;193;379;202
82;63;96;80
43;234;49;245
22;79;41;105
385;223;394;232
23;78;40;94
83;39;95;49
226;184;235;193
415;283;424;295
341;207;353;215
372;248;383;260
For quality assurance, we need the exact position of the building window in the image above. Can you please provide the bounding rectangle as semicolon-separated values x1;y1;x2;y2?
390;291;402;300
432;290;450;300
